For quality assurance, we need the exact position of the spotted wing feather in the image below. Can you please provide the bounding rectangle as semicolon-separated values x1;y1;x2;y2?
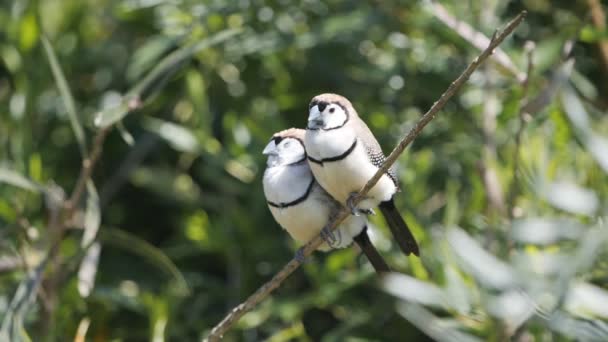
351;117;399;189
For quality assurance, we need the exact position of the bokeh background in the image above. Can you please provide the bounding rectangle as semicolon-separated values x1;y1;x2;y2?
1;0;608;341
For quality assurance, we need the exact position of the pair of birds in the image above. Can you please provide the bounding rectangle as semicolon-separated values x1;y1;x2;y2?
262;93;419;274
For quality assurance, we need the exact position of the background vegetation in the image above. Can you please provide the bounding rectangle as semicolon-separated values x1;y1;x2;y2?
1;0;607;341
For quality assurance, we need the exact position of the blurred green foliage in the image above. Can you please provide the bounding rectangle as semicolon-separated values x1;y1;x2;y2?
1;0;608;341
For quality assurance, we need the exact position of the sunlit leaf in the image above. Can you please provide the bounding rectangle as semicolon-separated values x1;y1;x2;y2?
511;218;583;245
543;181;598;216
0;168;44;193
548;311;608;340
446;228;517;290
560;86;590;132
512;250;569;276
77;242;101;298
560;86;608;173
381;273;447;308
565;282;608;318
556;227;608;303
116;121;135;146
142;117;199;153
486;290;535;330
586;133;608;173
82;180;100;247
41;35;87;157
396;303;482;342
444;266;471;313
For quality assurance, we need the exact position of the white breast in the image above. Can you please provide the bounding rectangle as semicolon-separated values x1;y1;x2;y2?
305;128;397;210
263;162;366;250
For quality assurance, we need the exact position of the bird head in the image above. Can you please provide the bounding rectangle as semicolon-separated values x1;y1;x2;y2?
263;128;306;167
307;93;353;130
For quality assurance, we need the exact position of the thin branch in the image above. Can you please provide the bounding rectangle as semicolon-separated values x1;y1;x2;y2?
64;127;111;213
205;10;527;341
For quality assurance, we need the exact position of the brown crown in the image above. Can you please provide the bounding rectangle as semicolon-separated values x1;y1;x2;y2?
273;128;305;141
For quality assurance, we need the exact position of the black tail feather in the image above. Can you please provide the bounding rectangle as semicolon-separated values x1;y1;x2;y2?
378;199;420;256
353;227;391;274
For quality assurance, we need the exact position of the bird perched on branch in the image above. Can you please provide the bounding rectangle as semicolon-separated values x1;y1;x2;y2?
304;93;420;256
262;128;390;273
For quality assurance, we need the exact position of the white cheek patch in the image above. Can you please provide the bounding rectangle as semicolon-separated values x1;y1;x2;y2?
325;106;347;129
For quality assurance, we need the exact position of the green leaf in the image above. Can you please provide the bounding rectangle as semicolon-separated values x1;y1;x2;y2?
116;121;135;146
94;28;242;128
0;168;44;193
41;35;87;157
99;228;190;295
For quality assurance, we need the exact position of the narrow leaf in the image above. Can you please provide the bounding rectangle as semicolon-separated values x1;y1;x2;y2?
41;35;87;157
100;228;190;295
486;290;536;330
94;28;241;128
566;282;608;318
396;303;482;342
82;180;100;247
511;218;583;244
543;181;598;216
142;117;199;153
77;242;101;298
116;121;135;146
0;168;44;193
446;227;517;290
549;311;608;340
381;273;447;308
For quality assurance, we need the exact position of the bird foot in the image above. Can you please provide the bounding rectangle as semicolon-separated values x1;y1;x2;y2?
347;192;375;216
294;248;307;263
320;226;338;247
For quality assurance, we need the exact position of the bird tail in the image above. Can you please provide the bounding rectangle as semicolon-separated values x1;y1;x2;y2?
378;199;420;256
353;227;390;274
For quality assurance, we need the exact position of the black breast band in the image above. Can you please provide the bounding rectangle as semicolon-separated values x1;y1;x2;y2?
267;179;315;208
307;139;357;165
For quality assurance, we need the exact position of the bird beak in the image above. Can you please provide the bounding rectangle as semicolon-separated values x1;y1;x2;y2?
307;106;323;129
263;140;277;155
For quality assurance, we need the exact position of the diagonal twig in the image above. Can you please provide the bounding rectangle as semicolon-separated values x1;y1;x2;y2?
205;10;527;341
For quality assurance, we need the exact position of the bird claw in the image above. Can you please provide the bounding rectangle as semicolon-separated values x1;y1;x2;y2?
347;193;374;216
320;226;337;247
294;248;307;263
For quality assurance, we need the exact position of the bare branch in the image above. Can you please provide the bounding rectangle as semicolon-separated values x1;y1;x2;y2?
64;127;111;214
205;10;527;341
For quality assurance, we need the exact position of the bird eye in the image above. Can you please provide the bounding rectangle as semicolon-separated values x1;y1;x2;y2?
329;107;335;114
283;141;291;148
